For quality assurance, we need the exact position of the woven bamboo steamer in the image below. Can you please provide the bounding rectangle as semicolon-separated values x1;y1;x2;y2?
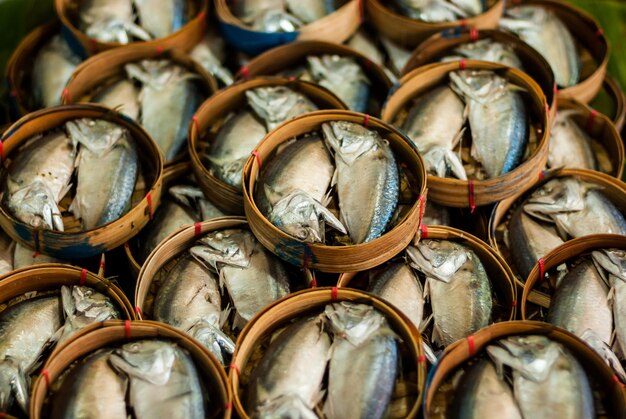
505;0;609;104
338;225;517;320
242;110;427;273
402;28;557;121
30;320;231;419
382;60;549;208
425;320;626;418
601;75;626;131
188;77;347;215
555;97;624;179
521;234;626;316
0;104;164;259
55;0;208;56
235;41;392;115
215;0;360;55
488;168;626;288
365;0;503;48
230;286;426;418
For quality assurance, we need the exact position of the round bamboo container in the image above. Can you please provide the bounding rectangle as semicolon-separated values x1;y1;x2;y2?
402;28;557;120
55;0;208;56
215;0;361;55
425;320;626;418
521;234;626;318
188;77;347;215
382;60;549;208
338;226;517;321
230;286;426;418
503;0;609;104
488;168;626;288
235;41;392;116
600;75;626;131
365;0;504;48
30;320;231;419
242;110;427;273
0;104;164;259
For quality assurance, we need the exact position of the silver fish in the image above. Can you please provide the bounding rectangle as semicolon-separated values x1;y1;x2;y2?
579;328;626;383
500;6;580;88
50;350;127;419
401;85;467;180
153;256;234;364
449;359;522;419
408;240;492;346
79;0;151;43
246;86;319;131
208;110;267;190
92;78;141;120
347;30;385;68
126;60;202;162
442;38;523;69
234;0;285;21
487;335;594;419
380;37;412;75
4;131;76;231
66;118;138;230
308;55;371;113
32;35;81;108
394;0;468;22
547;110;597;170
134;0;187;39
109;340;206;419
450;70;528;178
0;296;63;413
286;0;334;24
450;0;484;17
190;31;234;86
324;302;398;419
323;121;399;244
247;316;330;416
0;233;14;276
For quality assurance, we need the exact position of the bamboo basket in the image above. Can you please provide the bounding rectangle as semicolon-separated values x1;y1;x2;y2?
337;226;517;322
488;168;626;288
242;110;427;273
504;0;609;103
55;0;208;56
235;41;392;116
215;0;361;55
0;104;164;259
600;75;626;131
553;97;624;178
425;320;626;418
365;0;504;48
382;60;549;208
402;28;557;120
230;287;426;418
521;234;626;316
30;320;231;419
188;77;347;215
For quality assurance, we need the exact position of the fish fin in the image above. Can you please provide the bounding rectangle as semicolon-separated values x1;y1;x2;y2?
232;311;247;330
431;322;444;346
219;305;231;328
419;312;433;333
423;340;438;365
0;359;27;413
443;148;468;180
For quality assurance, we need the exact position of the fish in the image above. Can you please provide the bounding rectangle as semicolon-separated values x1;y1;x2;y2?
153;256;234;364
407;240;492;346
92;78;141;120
546;260;612;343
323;302;398;419
247;316;330;416
347;30;385;68
66;118;138;230
109;340;206;419
323;121;399;244
0;296;63;413
442;39;523;69
50;350;127;419
190;229;290;327
450;70;528;178
255;134;344;243
547;110;597;170
233;0;285;21
500;6;580;88
4;130;77;231
401;85;467;180
286;0;335;23
394;0;468;22
422;201;451;226
450;0;484;17
367;262;424;330
79;0;151;43
380;36;412;75
449;359;522;419
207;110;267;190
0;233;14;276
579;329;626;383
487;335;595;419
251;9;303;32
134;0;187;39
31;35;81;108
190;30;234;86
126;60;202;162
307;55;371;113
245;86;319;131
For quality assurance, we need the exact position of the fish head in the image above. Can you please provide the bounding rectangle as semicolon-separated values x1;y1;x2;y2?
321;121;381;165
125;60;173;89
523;178;586;219
324;302;389;346
308;55;367;86
406;240;468;283
192;229;255;269
487;335;563;382
66;118;127;155
168;185;205;209
110;340;177;385
449;70;509;104
6;181;64;231
245;87;293;130
592;249;626;282
251;8;303;32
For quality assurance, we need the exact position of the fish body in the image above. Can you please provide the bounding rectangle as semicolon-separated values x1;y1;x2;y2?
548;111;597;170
32;35;81;108
443;38;523;69
246;86;319;131
134;0;187;39
0;234;13;276
394;0;467;22
190;32;234;86
347;30;385;67
286;0;335;23
92;78;141;120
79;0;150;43
323;121;399;244
308;55;370;113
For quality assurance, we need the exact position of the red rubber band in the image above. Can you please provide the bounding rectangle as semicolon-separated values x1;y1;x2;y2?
469;27;479;41
586;109;598;132
331;286;339;301
363;114;370;128
417;354;427;363
0;411;7;418
230;363;241;377
89;38;98;54
240;66;250;79
146;192;154;220
62;88;71;103
135;306;142;316
99;257;106;275
42;368;51;388
33;251;39;258
468;180;476;213
224;401;233;410
191;115;200;133
418;194;426;226
194;222;202;237
198;10;207;20
310;274;318;288
596;28;604;37
459;59;467;71
421;224;429;239
155;45;164;55
357;0;365;23
538;171;545;181
467;335;476;356
124;320;131;338
459;19;468;28
538;258;545;279
613;375;625;388
511;299;518;307
288;76;295;82
251;150;262;171
0;141;4;162
79;268;87;286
